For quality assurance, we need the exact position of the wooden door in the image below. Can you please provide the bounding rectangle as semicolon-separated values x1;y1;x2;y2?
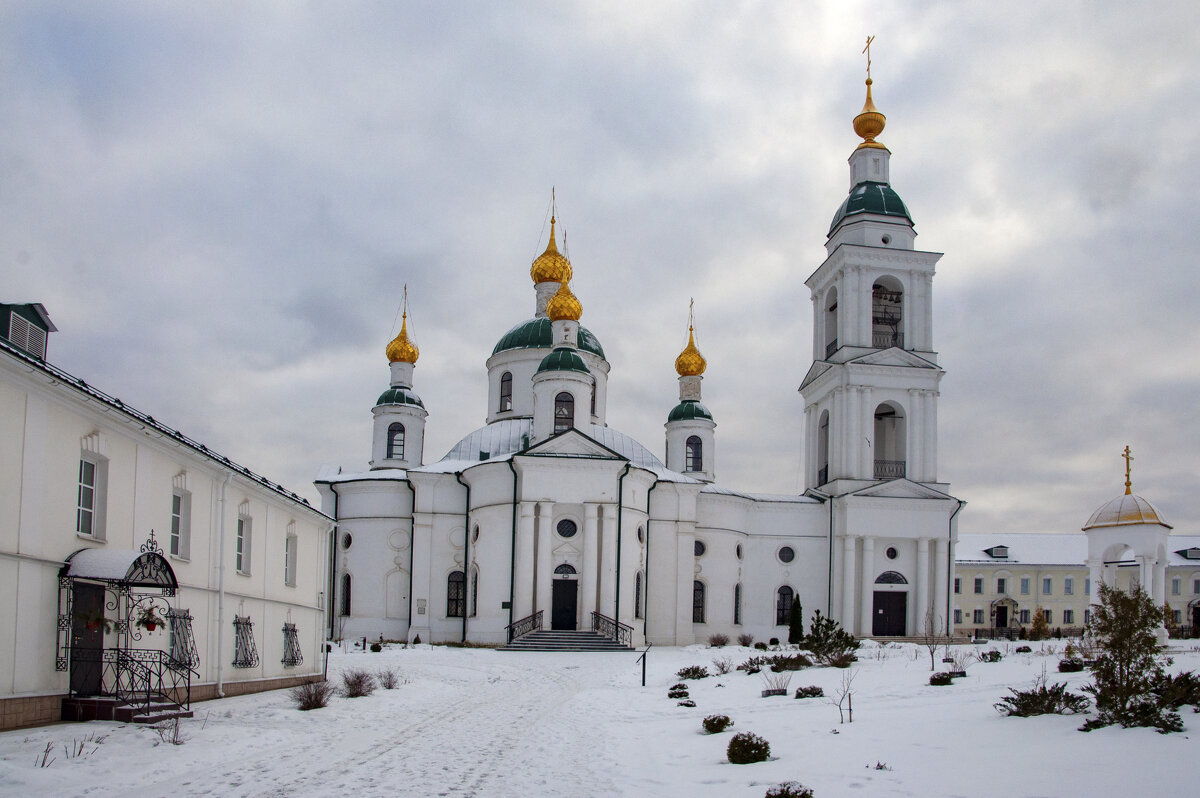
872;591;907;636
551;580;578;630
70;582;105;695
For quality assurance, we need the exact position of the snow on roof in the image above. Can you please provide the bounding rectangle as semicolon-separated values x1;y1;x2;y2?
700;484;819;504
955;533;1089;565
316;467;408;484
1168;537;1200;566
66;547;143;580
442;418;532;462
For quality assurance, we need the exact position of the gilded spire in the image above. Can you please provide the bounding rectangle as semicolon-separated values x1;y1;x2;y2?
674;299;707;376
530;191;573;284
1122;445;1134;495
546;278;583;321
386;285;420;364
853;35;887;150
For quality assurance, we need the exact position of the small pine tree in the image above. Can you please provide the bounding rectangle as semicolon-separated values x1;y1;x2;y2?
1029;608;1049;641
787;600;804;645
1163;602;1178;638
804;610;859;666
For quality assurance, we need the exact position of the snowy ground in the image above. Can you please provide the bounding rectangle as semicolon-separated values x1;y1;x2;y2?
1;639;1198;797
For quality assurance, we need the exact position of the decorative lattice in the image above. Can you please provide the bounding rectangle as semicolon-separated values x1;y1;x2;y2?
233;615;259;668
168;607;200;668
281;623;303;667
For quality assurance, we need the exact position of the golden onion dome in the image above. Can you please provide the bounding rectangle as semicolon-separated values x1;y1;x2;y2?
385;312;419;364
546;279;582;322
853;78;887;150
1082;493;1171;531
530;216;573;284
675;326;706;376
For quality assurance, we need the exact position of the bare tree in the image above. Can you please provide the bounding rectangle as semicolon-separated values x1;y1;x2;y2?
920;608;944;671
828;667;858;723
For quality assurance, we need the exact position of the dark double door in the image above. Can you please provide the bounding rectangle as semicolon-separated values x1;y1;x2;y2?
872;591;907;636
551;580;578;630
70;582;105;695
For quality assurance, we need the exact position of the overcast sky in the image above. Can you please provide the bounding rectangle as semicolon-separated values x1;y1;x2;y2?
4;2;1199;537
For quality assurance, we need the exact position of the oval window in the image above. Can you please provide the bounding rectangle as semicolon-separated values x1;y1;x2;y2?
342;533;353;550
637;526;645;543
778;546;795;564
694;540;706;557
557;519;577;538
886;546;898;560
736;543;743;560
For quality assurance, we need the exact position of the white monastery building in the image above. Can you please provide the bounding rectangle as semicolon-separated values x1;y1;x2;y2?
0;303;331;731
317;76;967;648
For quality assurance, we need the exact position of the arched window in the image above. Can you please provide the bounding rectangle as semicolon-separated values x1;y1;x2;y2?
387;422;405;460
554;563;577;576
733;583;742;625
776;585;794;625
873;402;907;479
447;570;465;617
871;278;904;349
554;392;574;433
875;571;908;585
817;410;830;485
470;567;478;617
499;372;513;412
685;436;703;472
635;570;644;619
340;573;352;617
591;386;597;417
692;580;706;623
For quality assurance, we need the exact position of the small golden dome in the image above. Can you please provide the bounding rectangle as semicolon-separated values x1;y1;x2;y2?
853;78;887;150
530;216;573;284
546;279;582;321
675;326;706;376
1082;493;1171;531
386;311;419;364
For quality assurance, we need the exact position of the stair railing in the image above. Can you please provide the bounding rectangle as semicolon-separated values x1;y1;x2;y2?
506;610;543;642
591;611;633;647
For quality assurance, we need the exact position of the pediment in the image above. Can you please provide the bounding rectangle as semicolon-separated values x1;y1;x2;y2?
849;478;954;500
799;361;832;391
553;540;580;558
845;348;939;369
521;428;626;460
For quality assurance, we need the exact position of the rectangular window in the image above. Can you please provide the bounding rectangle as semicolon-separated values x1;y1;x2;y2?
284;533;298;587
1172;577;1181;596
1019;609;1031;624
973;578;983;595
1084;608;1091;624
953;609;962;624
236;515;252;574
1063;576;1074;596
1194;579;1200;595
1173;610;1182;625
76;458;108;539
1042;608;1052;623
169;490;191;559
1063;609;1075;625
1085;578;1091;595
1042;577;1052;595
953;577;961;595
996;578;1007;595
972;609;984;624
1020;577;1030;595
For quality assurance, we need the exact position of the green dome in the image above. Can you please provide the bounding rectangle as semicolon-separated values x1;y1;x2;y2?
667;400;713;423
376;386;425;408
536;347;590;375
828;181;912;235
493;318;606;359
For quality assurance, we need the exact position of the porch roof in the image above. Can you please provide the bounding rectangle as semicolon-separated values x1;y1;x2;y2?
64;547;178;589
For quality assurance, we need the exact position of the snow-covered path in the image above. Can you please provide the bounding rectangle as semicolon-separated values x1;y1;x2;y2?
2;641;1199;797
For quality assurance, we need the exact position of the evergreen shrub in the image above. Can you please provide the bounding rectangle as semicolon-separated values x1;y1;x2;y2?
1058;658;1085;673
754;642;769;651
1015;645;1032;654
702;714;734;733
765;782;814;798
794;685;824;699
726;731;771;764
787;601;805;645
677;699;697;708
677;665;710;680
981;650;1002;663
929;672;953;686
369;642;382;652
667;688;689;699
995;676;1089;716
804;610;860;666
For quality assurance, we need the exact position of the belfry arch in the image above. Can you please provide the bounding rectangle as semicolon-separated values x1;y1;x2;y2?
873;401;906;480
872;276;904;349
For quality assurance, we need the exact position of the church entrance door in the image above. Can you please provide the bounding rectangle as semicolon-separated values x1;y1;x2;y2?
872;591;906;636
995;605;1009;629
551;580;578;630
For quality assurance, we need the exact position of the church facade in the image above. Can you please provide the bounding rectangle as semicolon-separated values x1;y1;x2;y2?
316;77;964;647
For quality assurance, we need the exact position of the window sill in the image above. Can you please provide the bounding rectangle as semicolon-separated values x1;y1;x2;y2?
236;570;251;577
169;554;190;563
76;533;106;543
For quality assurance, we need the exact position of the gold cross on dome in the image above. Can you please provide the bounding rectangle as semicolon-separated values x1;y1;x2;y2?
863;35;875;80
1122;445;1134;495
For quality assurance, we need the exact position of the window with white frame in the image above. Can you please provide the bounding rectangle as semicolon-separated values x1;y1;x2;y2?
1042;577;1052;595
1019;609;1031;624
1042;608;1052;623
996;577;1007;595
1085;578;1091;595
972;609;984;624
76;456;108;539
170;486;191;559
1173;610;1182;625
953;608;962;624
1063;609;1075;625
1084;608;1091;624
284;525;298;587
1063;576;1074;596
1194;578;1200;595
1020;576;1030;595
1172;577;1181;596
973;577;983;595
953;578;961;594
236;511;252;574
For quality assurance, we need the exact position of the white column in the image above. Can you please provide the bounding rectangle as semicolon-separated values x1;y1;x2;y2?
535;501;553;616
907;389;923;482
846;386;861;480
811;294;820;361
860;536;875;635
676;525;695;644
924;390;938;482
514;502;536;618
841;536;857;632
409;513;434;641
829;388;842;479
803;405;815;488
934;537;949;634
599;505;617;616
1154;561;1167;607
923;274;934;352
1087;558;1102;603
916;537;930;629
582;502;599;621
861;387;873;479
1139;556;1153;596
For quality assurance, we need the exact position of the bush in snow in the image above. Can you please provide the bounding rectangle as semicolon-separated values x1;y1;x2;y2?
794;685;824;699
929;672;953;686
677;699;696;708
1015;645;1032;654
765;781;814;798
761;672;793;696
738;633;755;647
726;731;771;764
677;665;710;680
702;714;733;733
377;668;404;689
708;633;730;647
369;642;382;652
768;638;781;647
804;611;860;666
341;668;377;698
770;654;813;672
668;685;689;699
995;673;1089;717
1058;658;1085;673
754;642;769;651
290;679;335;710
712;656;734;675
1153;671;1200;710
981;650;1002;663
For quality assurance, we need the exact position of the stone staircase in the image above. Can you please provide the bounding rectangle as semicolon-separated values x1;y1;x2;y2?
62;696;193;724
501;629;633;652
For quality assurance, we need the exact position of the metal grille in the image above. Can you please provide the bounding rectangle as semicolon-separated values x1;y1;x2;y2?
281;623;303;667
168;607;199;668
233;615;259;668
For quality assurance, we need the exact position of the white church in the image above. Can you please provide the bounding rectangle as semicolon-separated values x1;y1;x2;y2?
316;74;965;648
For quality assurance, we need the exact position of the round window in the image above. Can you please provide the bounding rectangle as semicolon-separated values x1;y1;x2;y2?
637;526;645;543
694;540;706;557
778;546;795;564
557;519;577;538
886;546;898;560
736;543;743;560
342;533;352;550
